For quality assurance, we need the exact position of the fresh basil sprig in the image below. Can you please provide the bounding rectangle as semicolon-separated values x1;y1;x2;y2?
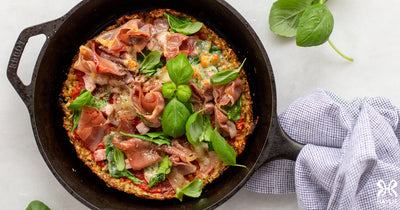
210;128;246;168
147;155;172;189
185;109;205;146
221;96;242;122
166;53;194;85
210;59;246;86
105;132;142;184
176;178;203;201
119;131;171;146
164;12;203;35
26;200;50;210
269;0;353;61
161;82;192;103
67;89;108;133
140;50;163;77
161;97;191;138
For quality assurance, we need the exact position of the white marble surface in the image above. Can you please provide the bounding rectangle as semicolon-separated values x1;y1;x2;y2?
1;0;400;209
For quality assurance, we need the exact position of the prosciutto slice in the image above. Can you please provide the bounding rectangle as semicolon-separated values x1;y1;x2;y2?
131;80;165;128
96;19;150;53
189;81;214;114
73;41;126;76
76;106;110;151
214;105;237;138
213;78;243;106
114;138;162;171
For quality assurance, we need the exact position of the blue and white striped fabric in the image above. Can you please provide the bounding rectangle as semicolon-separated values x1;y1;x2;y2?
244;89;400;209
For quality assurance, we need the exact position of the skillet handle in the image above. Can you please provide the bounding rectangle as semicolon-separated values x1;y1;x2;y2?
7;19;59;109
255;113;304;169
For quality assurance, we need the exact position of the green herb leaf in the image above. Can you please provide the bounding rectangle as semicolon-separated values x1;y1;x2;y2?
114;147;126;171
26;200;50;210
176;85;192;102
166;53;194;85
209;45;221;53
210;59;246;86
185;110;205;146
120;131;171;146
162;82;177;99
189;56;200;65
211;128;246;168
141;50;161;70
221;96;242;122
176;178;203;201
161;97;191;138
269;0;314;37
148;156;172;189
164;12;203;35
296;3;334;47
68;89;92;110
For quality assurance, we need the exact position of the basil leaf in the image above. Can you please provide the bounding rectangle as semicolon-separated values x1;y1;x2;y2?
312;0;327;4
221;96;242;122
114;147;125;171
89;98;108;110
71;110;81;133
176;85;192;103
120;131;171;146
269;0;314;37
164;12;202;35
26;200;50;210
173;22;203;35
176;178;203;201
141;69;158;77
211;128;246;168
166;53;194;85
185;110;205;146
162;82;177;99
148;155;172;189
296;4;334;47
210;59;246;86
161;97;191;138
141;50;161;70
68;89;92;110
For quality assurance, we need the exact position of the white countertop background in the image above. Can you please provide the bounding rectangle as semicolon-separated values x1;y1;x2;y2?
1;0;400;209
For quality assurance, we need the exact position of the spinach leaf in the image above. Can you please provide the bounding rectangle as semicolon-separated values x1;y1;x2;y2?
176;85;192;103
210;128;246;168
176;178;203;201
140;50;161;77
185;110;205;146
166;53;194;85
209;45;221;53
296;4;334;47
120;131;171;146
105;132;142;184
26;200;50;210
221;96;242;122
162;82;177;99
164;12;203;35
210;59;246;86
189;56;200;65
161;97;191;138
269;0;314;37
148;155;172;189
198;115;214;151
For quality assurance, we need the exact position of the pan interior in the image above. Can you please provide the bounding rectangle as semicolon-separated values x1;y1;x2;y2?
32;0;274;209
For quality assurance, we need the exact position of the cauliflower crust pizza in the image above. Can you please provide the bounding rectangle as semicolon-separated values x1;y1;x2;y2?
62;9;254;200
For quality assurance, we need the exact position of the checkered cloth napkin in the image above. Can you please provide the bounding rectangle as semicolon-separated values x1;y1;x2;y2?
244;89;400;209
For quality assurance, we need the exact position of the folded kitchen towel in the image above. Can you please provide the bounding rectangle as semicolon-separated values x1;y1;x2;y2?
244;89;400;209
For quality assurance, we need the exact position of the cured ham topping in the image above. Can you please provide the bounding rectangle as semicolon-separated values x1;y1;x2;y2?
76;106;110;151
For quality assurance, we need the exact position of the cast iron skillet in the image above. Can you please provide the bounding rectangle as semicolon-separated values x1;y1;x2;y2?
7;0;303;209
